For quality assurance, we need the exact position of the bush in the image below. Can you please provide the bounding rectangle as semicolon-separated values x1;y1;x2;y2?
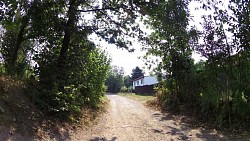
29;41;110;121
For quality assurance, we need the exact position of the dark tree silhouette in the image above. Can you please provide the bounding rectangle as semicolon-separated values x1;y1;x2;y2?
131;66;144;80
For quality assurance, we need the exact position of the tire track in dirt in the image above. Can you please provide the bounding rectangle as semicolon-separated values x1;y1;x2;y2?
71;93;233;141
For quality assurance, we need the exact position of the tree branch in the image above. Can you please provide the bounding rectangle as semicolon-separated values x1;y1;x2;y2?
78;6;120;13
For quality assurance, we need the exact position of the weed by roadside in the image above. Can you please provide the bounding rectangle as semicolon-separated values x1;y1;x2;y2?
0;75;110;140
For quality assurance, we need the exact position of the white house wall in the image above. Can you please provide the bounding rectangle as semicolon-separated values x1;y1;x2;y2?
132;76;158;90
132;79;143;89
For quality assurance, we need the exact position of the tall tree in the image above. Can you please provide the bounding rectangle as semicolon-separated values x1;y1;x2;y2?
123;75;132;88
139;0;193;105
105;66;124;93
0;0;34;75
0;0;147;119
131;66;144;80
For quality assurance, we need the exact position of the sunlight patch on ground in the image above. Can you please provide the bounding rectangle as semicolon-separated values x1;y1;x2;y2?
118;93;156;102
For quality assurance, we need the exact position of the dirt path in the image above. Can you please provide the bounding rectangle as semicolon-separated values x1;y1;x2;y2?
71;94;235;141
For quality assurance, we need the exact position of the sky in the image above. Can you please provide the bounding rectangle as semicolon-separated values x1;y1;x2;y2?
89;1;228;76
105;45;147;76
89;33;148;75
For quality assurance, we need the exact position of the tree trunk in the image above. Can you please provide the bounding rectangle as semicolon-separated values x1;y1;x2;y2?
9;17;27;75
57;0;77;68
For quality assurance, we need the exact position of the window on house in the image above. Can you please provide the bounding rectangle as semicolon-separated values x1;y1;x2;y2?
137;80;139;85
141;78;144;85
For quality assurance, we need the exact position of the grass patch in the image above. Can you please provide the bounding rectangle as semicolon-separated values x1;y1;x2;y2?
118;93;161;110
118;93;156;102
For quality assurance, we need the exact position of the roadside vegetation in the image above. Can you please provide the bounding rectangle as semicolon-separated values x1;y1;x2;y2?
141;0;250;134
105;66;143;93
118;93;156;102
0;75;110;139
0;0;249;139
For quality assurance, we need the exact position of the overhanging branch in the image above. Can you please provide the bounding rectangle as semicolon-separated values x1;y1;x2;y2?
78;6;120;13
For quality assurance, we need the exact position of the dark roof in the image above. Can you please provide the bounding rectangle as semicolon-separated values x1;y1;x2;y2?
132;76;144;81
132;75;157;82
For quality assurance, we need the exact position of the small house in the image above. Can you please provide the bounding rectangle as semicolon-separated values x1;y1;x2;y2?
132;75;158;94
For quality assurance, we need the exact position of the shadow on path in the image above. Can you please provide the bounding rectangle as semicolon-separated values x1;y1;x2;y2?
89;137;118;141
152;112;243;141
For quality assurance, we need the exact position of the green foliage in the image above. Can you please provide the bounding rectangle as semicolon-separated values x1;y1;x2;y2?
105;66;124;93
131;66;144;80
1;0;250;126
232;91;250;121
142;0;250;127
0;0;143;121
0;63;5;74
0;26;33;77
123;75;132;89
0;0;33;76
31;39;111;119
141;0;193;106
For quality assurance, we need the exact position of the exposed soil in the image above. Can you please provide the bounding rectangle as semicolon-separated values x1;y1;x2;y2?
70;93;247;141
0;76;249;141
0;75;107;141
0;76;60;141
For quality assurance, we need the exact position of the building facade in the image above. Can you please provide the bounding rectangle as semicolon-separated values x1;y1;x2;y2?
132;76;158;94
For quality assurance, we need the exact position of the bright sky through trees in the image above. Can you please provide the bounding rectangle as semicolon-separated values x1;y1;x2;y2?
89;1;214;75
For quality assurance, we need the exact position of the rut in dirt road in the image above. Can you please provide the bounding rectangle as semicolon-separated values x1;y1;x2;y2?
75;94;232;141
